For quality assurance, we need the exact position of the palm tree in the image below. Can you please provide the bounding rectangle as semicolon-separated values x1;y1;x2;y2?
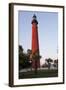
45;58;53;69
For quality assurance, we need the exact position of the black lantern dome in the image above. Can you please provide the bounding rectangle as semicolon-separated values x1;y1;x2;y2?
31;14;38;24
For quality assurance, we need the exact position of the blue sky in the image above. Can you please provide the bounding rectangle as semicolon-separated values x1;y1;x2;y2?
18;11;58;61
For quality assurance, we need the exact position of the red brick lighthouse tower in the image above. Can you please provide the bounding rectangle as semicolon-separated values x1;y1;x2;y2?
31;14;40;68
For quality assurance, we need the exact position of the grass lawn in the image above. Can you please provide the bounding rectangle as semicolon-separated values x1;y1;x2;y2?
19;69;58;79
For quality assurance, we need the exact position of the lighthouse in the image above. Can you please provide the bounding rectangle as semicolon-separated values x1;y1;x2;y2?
31;14;40;68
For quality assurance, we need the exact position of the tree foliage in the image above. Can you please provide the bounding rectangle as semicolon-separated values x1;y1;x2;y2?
19;45;32;70
53;59;58;68
45;58;53;69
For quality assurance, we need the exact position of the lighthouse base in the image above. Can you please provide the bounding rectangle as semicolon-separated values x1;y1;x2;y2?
32;60;40;68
